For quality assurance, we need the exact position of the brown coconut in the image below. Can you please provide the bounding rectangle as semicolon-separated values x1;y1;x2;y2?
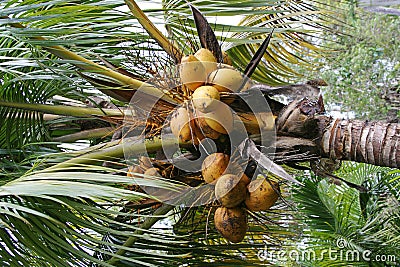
245;178;280;212
215;174;247;208
214;206;247;243
201;153;230;184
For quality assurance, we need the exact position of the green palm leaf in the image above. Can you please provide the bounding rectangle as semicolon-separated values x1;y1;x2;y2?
162;0;342;84
292;163;400;266
0;167;192;266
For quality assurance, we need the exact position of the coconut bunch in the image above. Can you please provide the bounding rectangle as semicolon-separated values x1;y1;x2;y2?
127;47;280;243
202;153;280;243
125;6;286;244
169;47;253;146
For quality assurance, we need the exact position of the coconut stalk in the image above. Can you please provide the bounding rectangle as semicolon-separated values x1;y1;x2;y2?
124;0;182;63
0;101;123;117
52;127;115;143
44;134;186;172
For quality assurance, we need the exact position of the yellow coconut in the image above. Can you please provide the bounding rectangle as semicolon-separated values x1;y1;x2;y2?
201;153;230;184
192;85;220;113
245;178;280;212
195;48;217;62
139;156;152;170
239;112;276;135
179;55;206;91
195;115;221;139
170;107;192;143
198;104;234;134
214;207;247;243
189;117;205;145
208;68;244;92
257;112;276;131
194;48;218;75
215;174;247;208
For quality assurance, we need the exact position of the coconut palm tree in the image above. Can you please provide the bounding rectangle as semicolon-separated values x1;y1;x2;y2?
0;0;398;266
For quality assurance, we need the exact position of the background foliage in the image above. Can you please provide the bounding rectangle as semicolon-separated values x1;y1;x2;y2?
301;2;400;120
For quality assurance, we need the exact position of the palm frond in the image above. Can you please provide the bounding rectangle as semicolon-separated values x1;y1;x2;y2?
162;0;344;84
0;165;194;266
0;31;104;151
0;0;177;101
292;163;400;266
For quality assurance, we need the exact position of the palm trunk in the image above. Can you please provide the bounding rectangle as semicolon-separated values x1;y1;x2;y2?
276;97;400;169
318;118;400;168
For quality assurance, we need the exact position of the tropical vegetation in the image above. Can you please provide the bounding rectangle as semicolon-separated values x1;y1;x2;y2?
0;0;398;266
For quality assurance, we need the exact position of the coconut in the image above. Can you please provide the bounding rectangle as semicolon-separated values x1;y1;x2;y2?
144;167;161;177
195;115;221;139
179;55;206;91
170;106;206;144
256;112;275;132
170;107;193;143
194;48;218;75
239;112;275;135
208;68;244;92
192;85;220;113
189;117;205;145
214;207;247;243
245;178;280;212
215;174;247;208
201;153;230;184
139;156;152;170
195;48;217;63
198;104;233;134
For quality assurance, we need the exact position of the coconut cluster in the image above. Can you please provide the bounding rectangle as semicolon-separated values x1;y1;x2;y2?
202;153;280;243
170;48;276;146
169;48;254;144
128;49;280;244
